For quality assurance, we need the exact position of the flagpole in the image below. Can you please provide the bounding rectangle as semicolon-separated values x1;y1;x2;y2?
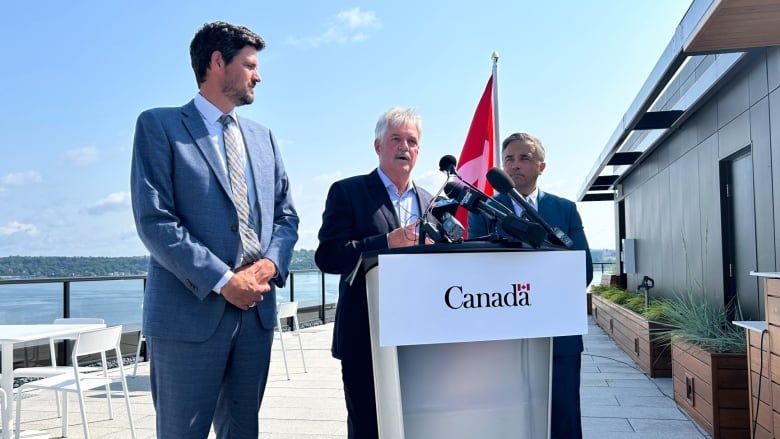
491;51;500;168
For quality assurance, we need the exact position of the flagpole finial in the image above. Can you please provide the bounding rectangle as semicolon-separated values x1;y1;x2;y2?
491;51;499;63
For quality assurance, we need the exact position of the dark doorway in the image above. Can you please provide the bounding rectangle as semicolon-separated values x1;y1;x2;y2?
720;147;760;319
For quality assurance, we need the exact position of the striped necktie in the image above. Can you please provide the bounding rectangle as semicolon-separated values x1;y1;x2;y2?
220;114;262;264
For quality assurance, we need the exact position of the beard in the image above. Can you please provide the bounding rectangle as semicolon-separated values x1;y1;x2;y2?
223;80;255;107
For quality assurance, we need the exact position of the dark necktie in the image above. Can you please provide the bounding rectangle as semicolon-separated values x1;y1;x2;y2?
220;114;262;264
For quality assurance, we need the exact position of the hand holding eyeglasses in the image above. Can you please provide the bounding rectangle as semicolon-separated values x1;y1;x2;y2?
387;223;420;248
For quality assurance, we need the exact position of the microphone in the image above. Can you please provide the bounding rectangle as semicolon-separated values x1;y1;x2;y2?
438;155;458;175
427;198;464;243
486;167;575;249
443;182;512;221
443;182;545;247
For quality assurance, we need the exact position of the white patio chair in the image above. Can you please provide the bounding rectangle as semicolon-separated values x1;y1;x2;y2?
12;317;105;416
14;325;137;439
276;301;307;380
131;330;145;377
0;387;6;432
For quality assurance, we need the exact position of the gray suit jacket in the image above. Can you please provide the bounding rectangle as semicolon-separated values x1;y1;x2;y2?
131;100;299;342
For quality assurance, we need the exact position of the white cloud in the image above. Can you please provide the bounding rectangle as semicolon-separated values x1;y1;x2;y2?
288;7;380;47
0;221;38;236
63;146;99;167
337;7;378;29
84;192;131;215
1;171;42;186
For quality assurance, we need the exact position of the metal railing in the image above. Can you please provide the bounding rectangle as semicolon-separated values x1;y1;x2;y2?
1;261;614;325
0;270;338;327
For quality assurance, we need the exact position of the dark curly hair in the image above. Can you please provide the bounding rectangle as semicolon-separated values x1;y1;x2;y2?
189;21;265;87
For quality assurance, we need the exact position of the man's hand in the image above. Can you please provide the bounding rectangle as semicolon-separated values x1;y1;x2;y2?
387;224;419;248
221;259;276;310
251;258;278;284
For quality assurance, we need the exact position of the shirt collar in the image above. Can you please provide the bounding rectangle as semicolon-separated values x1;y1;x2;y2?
376;167;415;197
525;187;540;206
194;93;235;125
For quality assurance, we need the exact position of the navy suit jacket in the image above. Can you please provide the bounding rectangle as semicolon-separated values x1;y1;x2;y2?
131;100;299;342
468;191;593;356
315;170;435;360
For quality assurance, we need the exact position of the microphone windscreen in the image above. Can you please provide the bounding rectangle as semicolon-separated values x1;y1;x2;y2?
438;155;458;173
486;167;515;194
443;181;465;200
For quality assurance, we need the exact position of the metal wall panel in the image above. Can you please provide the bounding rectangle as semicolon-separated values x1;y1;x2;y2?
750;97;775;282
619;51;780;315
747;53;769;106
717;70;750;128
695;135;724;303
695;102;718;144
769;89;780;268
718;112;750;158
767;47;780;93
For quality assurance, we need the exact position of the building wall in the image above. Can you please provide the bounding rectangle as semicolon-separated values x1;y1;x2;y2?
618;47;780;318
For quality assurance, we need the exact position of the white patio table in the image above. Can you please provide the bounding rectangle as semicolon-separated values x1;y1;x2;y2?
0;323;105;439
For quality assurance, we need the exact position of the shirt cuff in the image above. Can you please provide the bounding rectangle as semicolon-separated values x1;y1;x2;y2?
213;270;234;294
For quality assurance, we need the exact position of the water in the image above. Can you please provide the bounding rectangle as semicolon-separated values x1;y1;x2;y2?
0;272;341;326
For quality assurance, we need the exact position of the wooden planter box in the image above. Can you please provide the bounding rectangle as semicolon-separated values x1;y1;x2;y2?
591;294;672;377
672;341;749;439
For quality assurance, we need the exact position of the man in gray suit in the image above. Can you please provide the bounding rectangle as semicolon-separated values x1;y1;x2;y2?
131;21;298;438
468;132;592;439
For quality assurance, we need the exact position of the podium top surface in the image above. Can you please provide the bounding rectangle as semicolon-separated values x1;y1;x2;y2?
356;241;570;275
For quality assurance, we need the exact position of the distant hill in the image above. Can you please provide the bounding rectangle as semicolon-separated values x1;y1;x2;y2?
0;248;614;279
0;249;317;279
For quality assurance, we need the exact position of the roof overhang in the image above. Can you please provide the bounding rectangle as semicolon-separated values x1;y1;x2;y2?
685;0;780;53
577;0;780;202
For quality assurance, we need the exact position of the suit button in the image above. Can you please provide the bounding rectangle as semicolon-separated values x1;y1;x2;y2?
231;224;239;232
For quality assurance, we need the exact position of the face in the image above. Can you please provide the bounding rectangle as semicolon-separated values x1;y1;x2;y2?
221;46;261;107
502;140;546;195
374;122;420;185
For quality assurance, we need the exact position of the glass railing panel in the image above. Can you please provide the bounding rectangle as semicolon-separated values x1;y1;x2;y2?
0;282;63;324
69;279;144;326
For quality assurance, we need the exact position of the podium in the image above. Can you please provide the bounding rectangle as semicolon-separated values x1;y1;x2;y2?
360;243;587;439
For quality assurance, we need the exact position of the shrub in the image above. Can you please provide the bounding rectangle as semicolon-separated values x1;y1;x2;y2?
601;289;631;304
623;296;646;314
653;293;745;353
643;301;667;321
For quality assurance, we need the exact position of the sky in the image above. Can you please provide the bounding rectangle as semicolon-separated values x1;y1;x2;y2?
0;1;692;256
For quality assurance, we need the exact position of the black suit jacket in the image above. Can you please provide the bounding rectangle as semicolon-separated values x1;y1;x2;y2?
315;170;435;360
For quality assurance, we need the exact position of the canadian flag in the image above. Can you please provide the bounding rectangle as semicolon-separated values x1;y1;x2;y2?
455;74;495;235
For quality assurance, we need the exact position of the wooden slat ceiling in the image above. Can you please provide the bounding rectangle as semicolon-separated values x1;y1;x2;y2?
685;0;780;53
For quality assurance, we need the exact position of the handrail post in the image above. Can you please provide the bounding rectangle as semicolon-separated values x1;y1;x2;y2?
62;281;71;365
287;272;295;330
320;272;326;324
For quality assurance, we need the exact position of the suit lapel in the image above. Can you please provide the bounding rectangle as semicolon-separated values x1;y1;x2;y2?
239;118;271;213
367;170;399;229
181;101;233;198
536;190;547;216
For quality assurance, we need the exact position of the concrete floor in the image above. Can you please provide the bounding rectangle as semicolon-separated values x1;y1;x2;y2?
6;317;710;438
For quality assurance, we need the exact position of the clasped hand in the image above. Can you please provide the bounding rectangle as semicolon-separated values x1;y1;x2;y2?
221;258;276;310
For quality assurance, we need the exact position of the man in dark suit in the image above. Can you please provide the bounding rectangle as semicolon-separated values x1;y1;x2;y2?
469;132;593;439
315;107;435;438
131;21;299;438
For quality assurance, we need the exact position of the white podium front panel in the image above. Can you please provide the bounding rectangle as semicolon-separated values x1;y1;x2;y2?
377;250;586;346
366;264;553;439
